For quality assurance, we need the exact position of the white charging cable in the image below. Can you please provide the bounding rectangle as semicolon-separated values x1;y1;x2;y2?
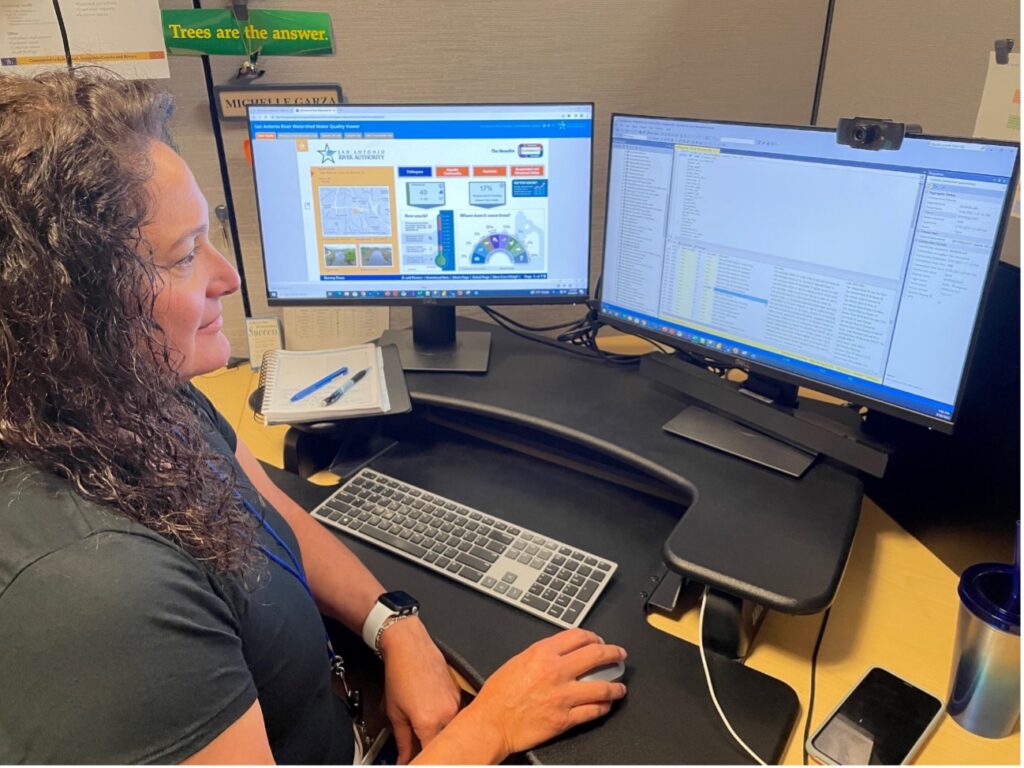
698;584;768;765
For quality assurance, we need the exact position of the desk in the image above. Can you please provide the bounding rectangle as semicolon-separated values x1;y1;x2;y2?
196;349;1019;765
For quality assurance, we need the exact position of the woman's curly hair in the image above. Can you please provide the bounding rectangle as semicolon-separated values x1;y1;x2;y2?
0;69;257;573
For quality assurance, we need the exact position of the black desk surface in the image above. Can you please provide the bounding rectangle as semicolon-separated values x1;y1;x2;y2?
270;426;799;764
401;319;864;614
272;319;868;763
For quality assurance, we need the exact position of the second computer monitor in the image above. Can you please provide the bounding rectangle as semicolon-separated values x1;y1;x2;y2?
248;103;594;371
599;114;1019;433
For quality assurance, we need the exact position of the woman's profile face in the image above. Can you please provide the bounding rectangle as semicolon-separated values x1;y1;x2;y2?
142;141;241;379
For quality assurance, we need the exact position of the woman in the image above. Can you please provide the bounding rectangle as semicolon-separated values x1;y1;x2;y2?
0;70;626;764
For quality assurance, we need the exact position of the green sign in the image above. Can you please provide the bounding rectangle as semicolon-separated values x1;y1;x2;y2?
161;9;333;57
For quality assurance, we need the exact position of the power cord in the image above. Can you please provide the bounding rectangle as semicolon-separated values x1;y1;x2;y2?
803;607;832;765
698;585;767;765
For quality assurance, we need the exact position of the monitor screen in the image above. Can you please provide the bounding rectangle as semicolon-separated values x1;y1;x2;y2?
248;103;593;305
599;115;1019;429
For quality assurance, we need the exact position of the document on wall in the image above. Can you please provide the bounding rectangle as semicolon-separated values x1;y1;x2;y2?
0;0;169;79
282;306;390;352
973;51;1020;220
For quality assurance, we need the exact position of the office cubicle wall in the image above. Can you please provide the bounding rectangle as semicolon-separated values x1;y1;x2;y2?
817;0;1021;266
197;0;830;334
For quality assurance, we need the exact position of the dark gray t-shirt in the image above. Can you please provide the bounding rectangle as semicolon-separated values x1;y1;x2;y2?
0;386;354;764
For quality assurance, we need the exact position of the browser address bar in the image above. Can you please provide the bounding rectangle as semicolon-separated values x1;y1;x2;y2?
720;137;756;145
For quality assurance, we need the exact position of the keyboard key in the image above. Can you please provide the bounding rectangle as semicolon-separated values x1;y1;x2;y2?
512;539;527;551
502;572;517;584
578;580;599;603
456;552;492;573
597;561;611;571
507;587;522;599
537;573;552;585
517;552;533;565
558;568;573;581
584;556;597;566
521;532;534;542
552;579;566;591
570;551;584;561
470;546;498;564
592;570;606;582
360;525;427;559
547;605;564;619
529;583;544;596
482;576;497;588
509;527;520;535
495;582;509;594
542;588;558;601
521;594;550;612
488;529;515;545
529;559;544;569
460;566;484;583
543;541;557;550
525;545;539;556
494;521;507;531
562;604;582;624
578;565;593;578
538;550;552;561
457;541;472;553
559;547;572;555
444;546;459;559
552;555;566;566
424;552;438;564
543;564;559;576
569;574;585;588
485;539;506;555
564;585;579;597
436;557;450;568
446;561;461;574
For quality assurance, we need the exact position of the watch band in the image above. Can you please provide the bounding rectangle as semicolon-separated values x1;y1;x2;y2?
361;599;397;651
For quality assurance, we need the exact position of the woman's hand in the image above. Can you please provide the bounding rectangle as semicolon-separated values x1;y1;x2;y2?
378;617;462;764
468;628;627;757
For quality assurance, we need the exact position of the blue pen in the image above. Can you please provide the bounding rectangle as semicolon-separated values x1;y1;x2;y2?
290;365;349;402
322;368;370;406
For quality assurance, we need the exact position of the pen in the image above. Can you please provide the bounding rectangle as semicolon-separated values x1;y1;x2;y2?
290;365;349;402
322;368;370;406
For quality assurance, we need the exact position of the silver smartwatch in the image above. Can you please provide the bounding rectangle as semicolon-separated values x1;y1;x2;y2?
361;591;420;655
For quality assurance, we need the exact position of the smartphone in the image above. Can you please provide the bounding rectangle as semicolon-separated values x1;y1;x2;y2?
806;667;943;765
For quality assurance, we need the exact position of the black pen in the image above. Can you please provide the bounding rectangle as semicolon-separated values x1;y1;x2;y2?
322;367;370;406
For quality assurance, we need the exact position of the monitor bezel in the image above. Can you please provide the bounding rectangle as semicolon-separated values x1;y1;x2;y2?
597;113;1021;433
247;101;596;309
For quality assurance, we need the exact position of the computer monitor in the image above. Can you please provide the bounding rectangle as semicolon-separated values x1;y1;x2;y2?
598;114;1019;472
248;103;594;371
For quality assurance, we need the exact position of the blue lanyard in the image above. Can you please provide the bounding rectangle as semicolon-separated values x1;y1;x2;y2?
231;486;364;721
233;489;339;666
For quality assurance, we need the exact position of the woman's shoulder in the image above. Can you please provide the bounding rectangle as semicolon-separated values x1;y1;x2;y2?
0;458;201;597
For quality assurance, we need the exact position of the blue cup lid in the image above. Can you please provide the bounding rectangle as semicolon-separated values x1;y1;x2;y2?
959;562;1020;635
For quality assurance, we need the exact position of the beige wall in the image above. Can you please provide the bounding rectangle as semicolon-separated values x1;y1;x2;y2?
818;0;1021;265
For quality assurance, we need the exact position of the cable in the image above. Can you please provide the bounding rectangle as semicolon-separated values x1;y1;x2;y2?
698;586;767;766
803;607;832;765
480;306;644;366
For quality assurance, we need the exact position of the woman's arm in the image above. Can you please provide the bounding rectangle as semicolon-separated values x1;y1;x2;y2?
233;439;461;761
181;700;275;765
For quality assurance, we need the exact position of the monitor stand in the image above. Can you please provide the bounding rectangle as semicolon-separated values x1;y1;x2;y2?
663;405;816;478
381;305;491;373
641;353;891;478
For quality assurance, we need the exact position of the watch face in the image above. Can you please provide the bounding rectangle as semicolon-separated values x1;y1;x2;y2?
380;590;419;615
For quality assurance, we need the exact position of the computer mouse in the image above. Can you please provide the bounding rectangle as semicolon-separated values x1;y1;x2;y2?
577;660;626;683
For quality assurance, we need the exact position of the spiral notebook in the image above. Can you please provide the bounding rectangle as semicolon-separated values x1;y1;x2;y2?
258;343;391;425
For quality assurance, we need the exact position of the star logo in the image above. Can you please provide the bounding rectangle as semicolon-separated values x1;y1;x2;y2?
318;144;337;163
